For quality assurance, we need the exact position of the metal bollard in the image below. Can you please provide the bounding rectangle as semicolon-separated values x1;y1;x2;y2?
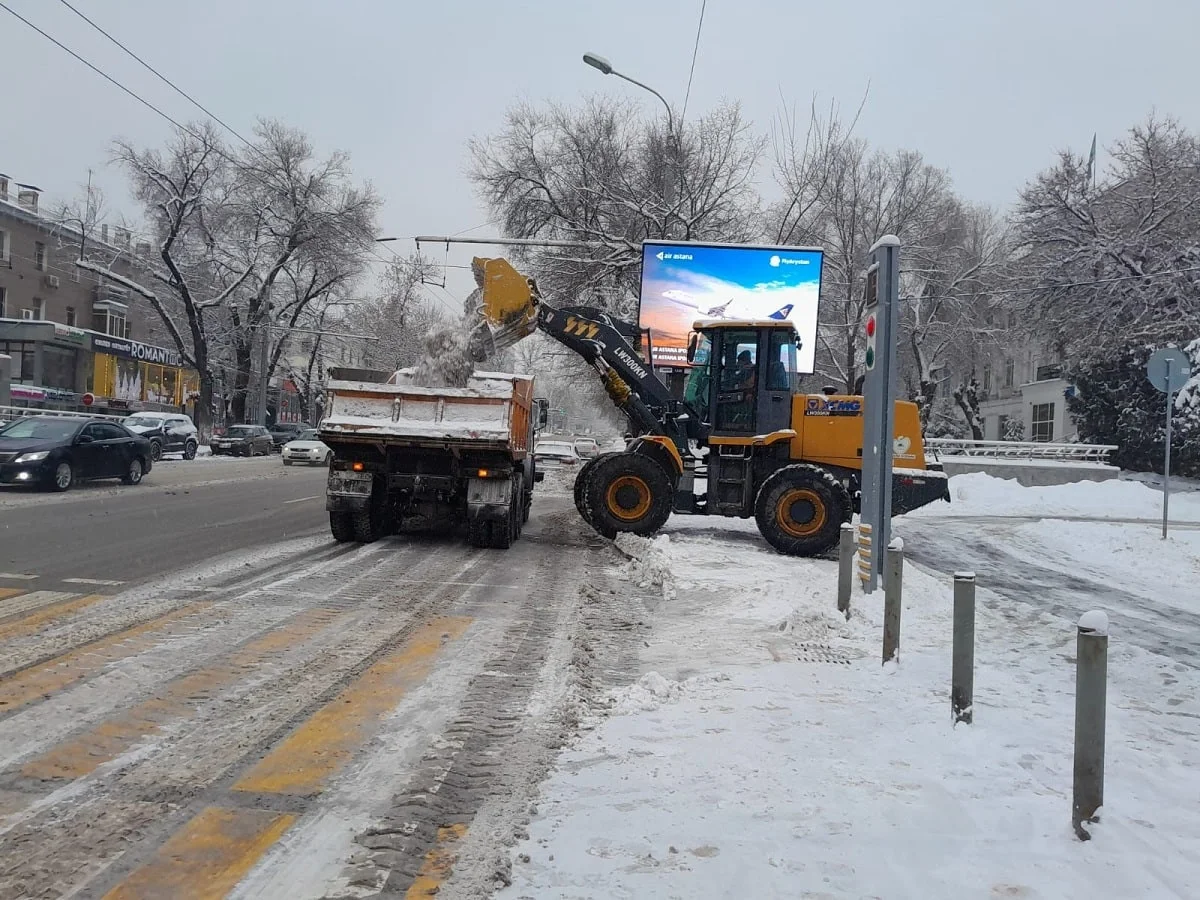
837;523;855;619
951;572;976;724
1073;610;1109;841
881;538;903;664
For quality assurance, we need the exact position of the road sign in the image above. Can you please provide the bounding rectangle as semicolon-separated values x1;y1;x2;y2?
1147;347;1191;393
81;392;94;407
1146;346;1192;539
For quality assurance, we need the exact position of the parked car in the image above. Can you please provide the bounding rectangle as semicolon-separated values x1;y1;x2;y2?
268;422;305;450
122;411;199;461
534;440;580;468
573;437;600;459
281;429;332;466
0;416;153;492
210;424;273;457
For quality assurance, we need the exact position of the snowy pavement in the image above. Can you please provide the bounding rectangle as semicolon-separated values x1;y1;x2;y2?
490;476;1200;899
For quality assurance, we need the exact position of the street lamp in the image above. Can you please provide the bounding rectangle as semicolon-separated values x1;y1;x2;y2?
582;51;679;234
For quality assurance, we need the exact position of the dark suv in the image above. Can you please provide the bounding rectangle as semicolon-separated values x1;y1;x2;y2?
211;425;273;457
122;412;200;461
268;422;305;450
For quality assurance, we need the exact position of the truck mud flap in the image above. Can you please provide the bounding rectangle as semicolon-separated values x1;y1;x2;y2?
892;470;950;515
466;476;512;522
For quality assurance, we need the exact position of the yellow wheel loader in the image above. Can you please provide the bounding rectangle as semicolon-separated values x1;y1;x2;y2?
468;257;949;556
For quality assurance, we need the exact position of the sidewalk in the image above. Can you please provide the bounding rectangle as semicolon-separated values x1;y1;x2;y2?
493;507;1200;899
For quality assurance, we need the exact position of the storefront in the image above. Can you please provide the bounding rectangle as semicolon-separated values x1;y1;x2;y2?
0;319;198;414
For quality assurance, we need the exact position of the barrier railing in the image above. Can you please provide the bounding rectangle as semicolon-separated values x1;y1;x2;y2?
925;438;1117;464
0;405;127;424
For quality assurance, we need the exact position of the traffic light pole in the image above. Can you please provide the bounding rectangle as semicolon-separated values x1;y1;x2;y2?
859;235;901;593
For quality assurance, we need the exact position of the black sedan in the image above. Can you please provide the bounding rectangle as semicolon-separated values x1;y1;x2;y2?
0;416;154;492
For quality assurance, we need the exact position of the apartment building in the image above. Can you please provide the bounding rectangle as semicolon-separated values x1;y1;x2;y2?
0;172;198;414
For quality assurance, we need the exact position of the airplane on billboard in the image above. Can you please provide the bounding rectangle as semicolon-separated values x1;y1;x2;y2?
661;290;793;322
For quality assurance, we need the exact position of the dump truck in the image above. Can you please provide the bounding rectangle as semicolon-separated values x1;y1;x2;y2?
463;256;950;557
318;366;547;548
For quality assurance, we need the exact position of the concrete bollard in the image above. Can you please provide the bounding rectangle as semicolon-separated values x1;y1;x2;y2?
837;523;855;620
881;538;903;664
1073;610;1109;841
951;572;976;724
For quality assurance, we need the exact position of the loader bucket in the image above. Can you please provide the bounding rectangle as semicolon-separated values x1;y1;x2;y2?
476;257;539;333
892;469;951;515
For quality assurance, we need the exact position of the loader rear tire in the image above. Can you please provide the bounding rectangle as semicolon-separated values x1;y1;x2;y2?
583;452;672;540
329;511;354;543
754;464;850;557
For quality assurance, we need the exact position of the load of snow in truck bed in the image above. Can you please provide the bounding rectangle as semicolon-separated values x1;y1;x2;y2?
320;369;522;442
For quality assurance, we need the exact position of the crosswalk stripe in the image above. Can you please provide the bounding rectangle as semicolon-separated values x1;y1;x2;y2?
0;602;212;716
0;588;24;602
0;591;79;621
102;806;295;900
233;616;473;796
0;594;108;643
23;608;338;781
62;578;126;587
405;824;468;899
0;573;37;581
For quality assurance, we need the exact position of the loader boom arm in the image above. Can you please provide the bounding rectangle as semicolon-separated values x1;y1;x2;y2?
469;257;702;451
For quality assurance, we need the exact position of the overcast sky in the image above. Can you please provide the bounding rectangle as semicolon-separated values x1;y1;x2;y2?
4;0;1198;305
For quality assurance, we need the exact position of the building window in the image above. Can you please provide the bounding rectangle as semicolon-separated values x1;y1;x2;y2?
0;228;10;265
1035;363;1062;381
34;298;45;320
0;340;37;382
1004;358;1014;388
35;242;47;271
0;286;6;317
42;345;78;391
1031;402;1055;442
65;306;76;326
1007;312;1017;328
982;365;992;394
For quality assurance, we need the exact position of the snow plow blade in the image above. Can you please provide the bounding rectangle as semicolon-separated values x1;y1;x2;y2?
892;469;950;515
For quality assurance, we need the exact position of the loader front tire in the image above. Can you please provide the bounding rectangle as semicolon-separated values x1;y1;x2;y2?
574;452;619;521
754;464;850;557
583;452;672;540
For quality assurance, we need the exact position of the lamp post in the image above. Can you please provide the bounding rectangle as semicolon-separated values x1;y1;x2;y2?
582;52;679;235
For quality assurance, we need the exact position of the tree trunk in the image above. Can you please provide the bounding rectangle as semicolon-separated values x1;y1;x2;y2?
195;370;215;442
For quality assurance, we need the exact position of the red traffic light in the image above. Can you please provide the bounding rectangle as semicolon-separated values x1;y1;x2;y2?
865;316;876;338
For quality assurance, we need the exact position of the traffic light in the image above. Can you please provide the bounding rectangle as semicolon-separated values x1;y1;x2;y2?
865;313;877;370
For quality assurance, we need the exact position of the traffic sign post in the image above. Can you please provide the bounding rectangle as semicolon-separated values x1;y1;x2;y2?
859;235;901;592
1146;347;1192;539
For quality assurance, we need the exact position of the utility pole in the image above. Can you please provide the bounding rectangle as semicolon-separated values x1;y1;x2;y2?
256;297;270;426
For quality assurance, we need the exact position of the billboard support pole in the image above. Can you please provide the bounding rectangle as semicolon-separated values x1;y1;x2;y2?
859;235;901;593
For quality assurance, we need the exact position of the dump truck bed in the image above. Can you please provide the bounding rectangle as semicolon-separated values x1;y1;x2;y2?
319;369;534;454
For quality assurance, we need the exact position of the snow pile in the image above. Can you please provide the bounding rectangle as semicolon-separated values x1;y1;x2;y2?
614;533;676;600
497;509;1200;899
411;325;475;388
909;471;1200;520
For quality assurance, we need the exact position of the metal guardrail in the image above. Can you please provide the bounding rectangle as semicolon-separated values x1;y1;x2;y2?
925;438;1117;464
0;405;127;424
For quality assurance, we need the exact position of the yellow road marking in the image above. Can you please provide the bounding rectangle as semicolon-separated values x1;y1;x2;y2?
0;594;107;642
0;603;211;716
234;616;472;796
0;590;78;620
406;824;468;898
22;608;337;781
102;806;295;900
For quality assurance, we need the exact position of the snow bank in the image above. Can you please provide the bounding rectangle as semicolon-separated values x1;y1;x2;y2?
909;471;1200;520
498;509;1200;899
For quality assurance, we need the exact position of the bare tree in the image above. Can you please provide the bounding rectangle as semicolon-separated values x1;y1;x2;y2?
1011;114;1200;361
469;96;763;315
342;254;443;372
113;120;379;431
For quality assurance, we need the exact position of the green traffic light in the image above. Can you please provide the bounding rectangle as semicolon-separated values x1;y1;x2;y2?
865;347;875;369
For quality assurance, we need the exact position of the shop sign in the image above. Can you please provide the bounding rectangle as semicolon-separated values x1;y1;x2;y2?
92;335;181;367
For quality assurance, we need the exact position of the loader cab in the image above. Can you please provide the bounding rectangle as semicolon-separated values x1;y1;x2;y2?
685;321;799;437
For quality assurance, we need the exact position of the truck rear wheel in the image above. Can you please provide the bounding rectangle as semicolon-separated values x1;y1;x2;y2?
754;464;850;557
467;518;492;548
582;452;672;540
329;511;354;543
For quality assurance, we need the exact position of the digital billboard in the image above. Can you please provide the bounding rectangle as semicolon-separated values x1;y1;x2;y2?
638;240;823;372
